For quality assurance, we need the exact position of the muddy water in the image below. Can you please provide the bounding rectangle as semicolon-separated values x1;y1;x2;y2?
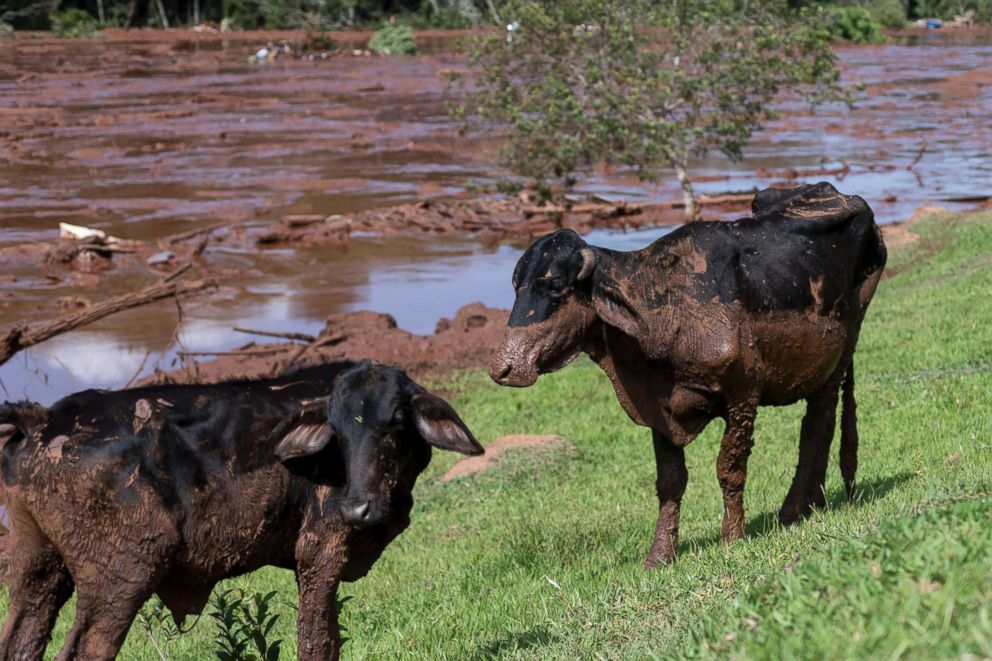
0;225;674;403
1;30;991;402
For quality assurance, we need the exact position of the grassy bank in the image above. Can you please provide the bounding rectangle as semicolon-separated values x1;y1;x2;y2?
6;208;992;659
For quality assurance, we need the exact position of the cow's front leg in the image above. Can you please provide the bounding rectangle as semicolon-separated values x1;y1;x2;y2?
295;530;346;661
716;400;757;542
644;430;689;568
296;561;342;661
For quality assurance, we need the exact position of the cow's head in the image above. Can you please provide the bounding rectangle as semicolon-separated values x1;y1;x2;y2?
490;229;602;387
272;361;482;527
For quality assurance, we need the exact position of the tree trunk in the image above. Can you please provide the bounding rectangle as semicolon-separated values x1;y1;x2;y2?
123;0;142;28
153;0;169;27
673;162;698;221
193;0;199;25
485;0;502;25
97;0;105;24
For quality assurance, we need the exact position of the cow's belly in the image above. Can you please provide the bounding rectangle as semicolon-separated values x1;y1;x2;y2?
172;477;300;580
748;312;850;405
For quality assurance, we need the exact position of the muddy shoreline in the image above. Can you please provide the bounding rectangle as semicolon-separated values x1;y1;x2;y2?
2;27;991;404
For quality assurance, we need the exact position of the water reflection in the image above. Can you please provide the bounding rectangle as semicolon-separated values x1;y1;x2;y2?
0;225;675;404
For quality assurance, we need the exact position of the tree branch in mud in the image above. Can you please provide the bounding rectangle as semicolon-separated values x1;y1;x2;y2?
0;278;215;368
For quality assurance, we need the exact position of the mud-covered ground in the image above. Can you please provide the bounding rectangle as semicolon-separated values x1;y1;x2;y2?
0;27;990;404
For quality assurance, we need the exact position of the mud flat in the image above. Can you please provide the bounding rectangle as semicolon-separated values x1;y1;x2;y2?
1;29;991;404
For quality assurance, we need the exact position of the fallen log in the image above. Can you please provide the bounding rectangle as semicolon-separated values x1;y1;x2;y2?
0;277;216;367
232;327;317;343
161;222;234;246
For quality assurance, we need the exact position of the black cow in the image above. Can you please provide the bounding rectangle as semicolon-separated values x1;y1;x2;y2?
0;360;482;660
490;183;887;566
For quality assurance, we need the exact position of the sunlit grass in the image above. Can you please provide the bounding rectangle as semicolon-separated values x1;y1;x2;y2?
2;210;990;659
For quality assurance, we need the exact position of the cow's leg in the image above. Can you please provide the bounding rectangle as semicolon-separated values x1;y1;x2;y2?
296;570;342;661
54;576;153;661
53;536;168;661
0;516;74;661
716;400;757;543
780;377;842;526
295;533;346;661
839;363;858;500
644;430;689;568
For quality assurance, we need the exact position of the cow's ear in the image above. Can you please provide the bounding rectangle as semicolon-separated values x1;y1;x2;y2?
592;281;643;336
411;393;484;456
272;407;335;461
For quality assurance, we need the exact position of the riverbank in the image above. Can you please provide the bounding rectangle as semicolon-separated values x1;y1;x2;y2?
4;198;989;660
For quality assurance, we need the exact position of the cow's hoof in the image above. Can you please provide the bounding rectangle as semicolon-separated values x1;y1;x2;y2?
643;553;675;569
778;509;801;527
779;503;814;527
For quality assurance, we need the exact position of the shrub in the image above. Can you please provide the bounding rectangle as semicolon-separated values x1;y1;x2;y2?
209;586;284;661
50;7;99;37
914;0;992;22
452;0;847;219
368;24;418;55
869;0;908;28
826;6;884;42
0;21;13;37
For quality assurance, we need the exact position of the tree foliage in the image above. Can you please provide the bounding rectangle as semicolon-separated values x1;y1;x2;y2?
1;0;501;29
453;0;847;218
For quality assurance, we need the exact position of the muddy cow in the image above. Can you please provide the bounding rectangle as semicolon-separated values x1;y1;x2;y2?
490;182;886;567
0;360;482;661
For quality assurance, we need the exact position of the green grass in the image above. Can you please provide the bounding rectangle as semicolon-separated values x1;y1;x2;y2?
4;210;991;659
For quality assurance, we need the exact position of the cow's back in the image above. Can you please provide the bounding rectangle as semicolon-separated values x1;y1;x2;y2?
1;364;352;579
634;192;884;404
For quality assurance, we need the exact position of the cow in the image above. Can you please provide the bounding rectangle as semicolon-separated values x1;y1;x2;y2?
0;359;483;661
490;182;887;567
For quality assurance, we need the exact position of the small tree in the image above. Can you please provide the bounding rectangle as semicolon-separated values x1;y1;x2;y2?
453;0;847;219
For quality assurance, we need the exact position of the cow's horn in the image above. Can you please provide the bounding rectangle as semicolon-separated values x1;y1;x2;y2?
578;247;596;281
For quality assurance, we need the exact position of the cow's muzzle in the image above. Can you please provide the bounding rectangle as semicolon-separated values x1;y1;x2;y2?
340;499;378;527
489;331;539;387
489;355;538;387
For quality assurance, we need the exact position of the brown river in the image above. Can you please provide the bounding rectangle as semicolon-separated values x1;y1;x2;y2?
1;28;990;402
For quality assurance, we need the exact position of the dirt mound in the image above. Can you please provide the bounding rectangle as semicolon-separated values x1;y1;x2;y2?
145;302;510;386
254;194;690;248
442;434;571;482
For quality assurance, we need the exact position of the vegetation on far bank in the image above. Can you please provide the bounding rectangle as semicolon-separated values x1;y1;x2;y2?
3;207;989;658
2;0;990;38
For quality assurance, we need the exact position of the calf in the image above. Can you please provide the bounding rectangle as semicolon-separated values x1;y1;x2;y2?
0;360;482;660
490;183;886;566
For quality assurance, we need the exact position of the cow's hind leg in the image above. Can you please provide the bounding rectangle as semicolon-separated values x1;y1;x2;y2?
839;364;858;499
54;576;154;661
0;516;74;661
780;373;843;526
716;400;758;543
644;430;688;568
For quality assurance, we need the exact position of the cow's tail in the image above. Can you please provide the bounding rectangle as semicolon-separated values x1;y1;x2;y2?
839;363;858;500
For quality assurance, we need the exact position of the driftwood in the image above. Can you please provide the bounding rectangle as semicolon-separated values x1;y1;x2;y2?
271;332;349;377
0;278;216;367
178;348;287;357
232;327;317;343
161;222;234;246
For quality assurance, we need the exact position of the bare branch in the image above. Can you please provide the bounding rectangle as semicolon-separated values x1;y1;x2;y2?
0;278;215;368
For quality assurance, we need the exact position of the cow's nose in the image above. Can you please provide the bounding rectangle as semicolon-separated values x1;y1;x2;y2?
341;500;372;525
490;358;513;383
